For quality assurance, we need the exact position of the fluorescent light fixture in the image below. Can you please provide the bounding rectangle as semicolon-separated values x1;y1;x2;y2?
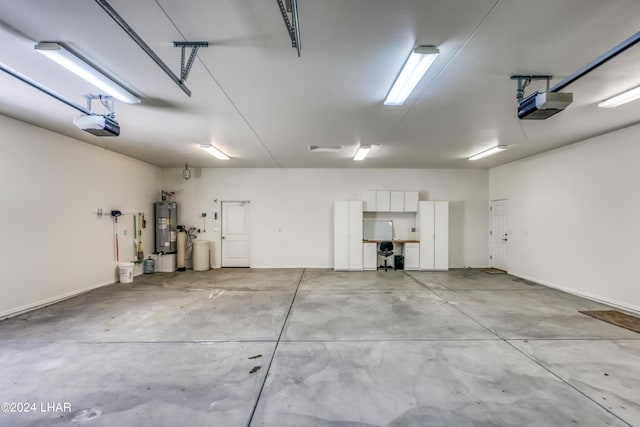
598;86;640;108
308;145;344;152
353;145;372;161
35;42;140;104
200;144;229;160
469;145;508;161
384;45;439;106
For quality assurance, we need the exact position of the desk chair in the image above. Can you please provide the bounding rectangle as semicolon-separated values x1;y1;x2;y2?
378;241;394;271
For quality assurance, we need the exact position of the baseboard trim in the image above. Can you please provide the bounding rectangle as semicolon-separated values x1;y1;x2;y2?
510;272;640;316
0;280;116;320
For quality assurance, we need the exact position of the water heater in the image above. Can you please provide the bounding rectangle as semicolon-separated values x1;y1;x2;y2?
154;201;177;254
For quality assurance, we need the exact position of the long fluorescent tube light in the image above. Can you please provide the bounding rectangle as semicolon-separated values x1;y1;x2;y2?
35;42;140;104
469;145;508;161
353;145;372;161
200;144;229;160
384;45;439;106
598;86;640;108
308;145;344;152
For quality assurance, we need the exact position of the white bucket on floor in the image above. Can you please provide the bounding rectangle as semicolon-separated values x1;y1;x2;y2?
118;262;134;283
192;240;210;271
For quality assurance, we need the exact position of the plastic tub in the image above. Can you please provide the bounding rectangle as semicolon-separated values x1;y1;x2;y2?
192;240;210;271
118;262;134;283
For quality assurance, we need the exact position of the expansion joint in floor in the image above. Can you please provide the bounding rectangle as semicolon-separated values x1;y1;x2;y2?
246;268;306;426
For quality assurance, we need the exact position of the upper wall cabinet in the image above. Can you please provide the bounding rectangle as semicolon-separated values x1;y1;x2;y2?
376;191;391;211
404;191;418;212
362;191;376;212
362;190;419;212
390;191;404;212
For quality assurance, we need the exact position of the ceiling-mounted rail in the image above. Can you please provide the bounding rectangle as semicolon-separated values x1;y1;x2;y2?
94;0;192;97
0;62;93;115
291;0;301;57
276;0;301;57
550;30;640;93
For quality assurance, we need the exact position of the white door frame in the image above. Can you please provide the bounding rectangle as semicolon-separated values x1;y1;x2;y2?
221;200;251;267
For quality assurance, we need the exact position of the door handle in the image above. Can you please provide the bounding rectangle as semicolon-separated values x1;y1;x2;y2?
222;236;226;240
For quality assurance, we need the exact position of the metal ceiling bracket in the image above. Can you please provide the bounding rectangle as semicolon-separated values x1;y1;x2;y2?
276;0;301;57
85;95;116;118
510;75;552;103
173;41;209;83
94;0;192;97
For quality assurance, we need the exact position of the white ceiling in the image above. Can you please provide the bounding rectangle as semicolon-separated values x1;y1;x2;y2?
1;0;640;168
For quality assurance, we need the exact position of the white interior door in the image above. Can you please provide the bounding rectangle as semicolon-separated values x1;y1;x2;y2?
222;201;250;267
490;199;508;271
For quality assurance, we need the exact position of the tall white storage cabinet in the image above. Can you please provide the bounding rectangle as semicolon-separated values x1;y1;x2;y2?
334;201;363;271
418;201;449;271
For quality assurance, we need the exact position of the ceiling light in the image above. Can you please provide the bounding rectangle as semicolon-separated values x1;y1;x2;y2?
200;144;229;160
598;86;640;108
384;45;439;106
353;145;372;161
35;42;140;104
182;164;191;180
308;145;344;152
469;145;508;161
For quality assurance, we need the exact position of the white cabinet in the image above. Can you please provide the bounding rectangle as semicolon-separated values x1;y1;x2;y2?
390;191;405;212
362;191;376;212
404;242;420;270
404;191;419;212
362;190;418;212
363;242;377;270
417;201;449;271
334;201;363;271
434;201;449;270
376;191;390;211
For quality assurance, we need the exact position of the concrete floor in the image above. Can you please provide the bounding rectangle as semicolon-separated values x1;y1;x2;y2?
0;268;639;426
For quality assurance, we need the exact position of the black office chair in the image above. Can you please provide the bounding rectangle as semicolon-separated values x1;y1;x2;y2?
378;241;394;271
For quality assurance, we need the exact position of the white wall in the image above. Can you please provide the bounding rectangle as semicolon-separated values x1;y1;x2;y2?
162;168;489;269
0;114;162;317
490;124;640;313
